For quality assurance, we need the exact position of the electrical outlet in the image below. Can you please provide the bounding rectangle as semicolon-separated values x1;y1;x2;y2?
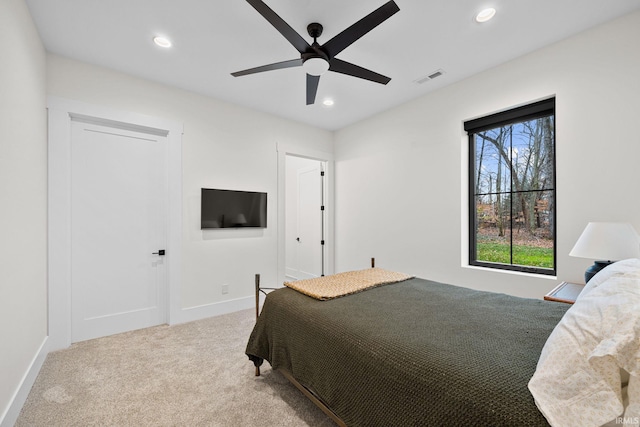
221;284;229;295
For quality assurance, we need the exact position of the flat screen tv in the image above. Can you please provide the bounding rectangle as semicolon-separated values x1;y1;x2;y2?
201;188;267;229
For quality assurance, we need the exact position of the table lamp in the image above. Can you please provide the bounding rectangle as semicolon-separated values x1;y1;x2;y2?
569;222;640;282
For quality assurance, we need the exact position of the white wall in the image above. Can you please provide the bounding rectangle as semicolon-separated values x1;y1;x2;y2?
334;11;640;299
46;55;333;319
0;0;48;424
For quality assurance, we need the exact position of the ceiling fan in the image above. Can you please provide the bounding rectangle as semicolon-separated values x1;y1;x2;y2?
231;0;400;105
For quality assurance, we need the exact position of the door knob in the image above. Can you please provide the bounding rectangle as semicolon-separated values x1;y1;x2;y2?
152;249;166;256
296;237;300;242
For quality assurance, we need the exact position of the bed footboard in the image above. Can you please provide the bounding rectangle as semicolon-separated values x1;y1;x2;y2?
253;273;276;377
252;259;376;377
249;261;375;427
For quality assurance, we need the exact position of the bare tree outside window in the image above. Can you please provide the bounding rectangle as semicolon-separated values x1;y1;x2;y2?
466;99;555;275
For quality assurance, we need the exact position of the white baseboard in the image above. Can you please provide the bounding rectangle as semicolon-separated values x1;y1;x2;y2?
0;336;49;427
285;267;298;280
175;296;254;325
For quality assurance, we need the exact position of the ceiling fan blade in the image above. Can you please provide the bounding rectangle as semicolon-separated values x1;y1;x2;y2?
322;1;400;58
246;0;311;54
329;58;391;85
231;58;302;77
306;74;320;105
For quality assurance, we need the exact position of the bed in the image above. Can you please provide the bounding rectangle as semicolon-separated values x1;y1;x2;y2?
246;260;640;427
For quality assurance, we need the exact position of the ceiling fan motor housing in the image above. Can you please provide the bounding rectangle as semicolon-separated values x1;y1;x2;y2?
307;22;323;39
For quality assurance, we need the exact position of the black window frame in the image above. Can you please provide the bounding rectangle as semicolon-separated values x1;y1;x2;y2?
465;98;556;276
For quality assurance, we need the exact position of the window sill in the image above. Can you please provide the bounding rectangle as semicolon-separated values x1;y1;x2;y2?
463;264;558;281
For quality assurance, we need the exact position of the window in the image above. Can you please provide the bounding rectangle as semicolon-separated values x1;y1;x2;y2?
465;98;556;275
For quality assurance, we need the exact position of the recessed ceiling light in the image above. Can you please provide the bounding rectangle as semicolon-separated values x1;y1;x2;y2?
153;36;172;48
475;8;496;23
322;99;334;107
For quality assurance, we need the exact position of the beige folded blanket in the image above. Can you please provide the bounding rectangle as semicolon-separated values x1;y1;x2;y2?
284;267;414;300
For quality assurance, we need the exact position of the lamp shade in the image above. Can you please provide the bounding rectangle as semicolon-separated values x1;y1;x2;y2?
569;222;640;261
234;213;247;225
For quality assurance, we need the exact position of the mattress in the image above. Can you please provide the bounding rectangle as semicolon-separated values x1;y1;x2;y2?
246;277;568;426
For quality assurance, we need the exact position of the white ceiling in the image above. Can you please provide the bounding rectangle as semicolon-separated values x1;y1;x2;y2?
26;0;640;131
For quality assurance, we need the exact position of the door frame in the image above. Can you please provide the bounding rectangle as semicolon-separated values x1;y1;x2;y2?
277;143;334;285
47;97;183;351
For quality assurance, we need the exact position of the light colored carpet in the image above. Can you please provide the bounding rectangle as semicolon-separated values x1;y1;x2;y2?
16;309;334;426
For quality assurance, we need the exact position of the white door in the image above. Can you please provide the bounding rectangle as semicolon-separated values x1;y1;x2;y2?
70;120;167;342
296;165;323;279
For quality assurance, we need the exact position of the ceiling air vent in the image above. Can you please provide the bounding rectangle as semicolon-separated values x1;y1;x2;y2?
414;69;445;85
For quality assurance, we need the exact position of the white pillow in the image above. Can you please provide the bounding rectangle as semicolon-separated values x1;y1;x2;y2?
529;271;640;427
577;258;640;301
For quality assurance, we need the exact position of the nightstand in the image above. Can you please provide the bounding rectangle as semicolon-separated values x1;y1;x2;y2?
544;281;585;304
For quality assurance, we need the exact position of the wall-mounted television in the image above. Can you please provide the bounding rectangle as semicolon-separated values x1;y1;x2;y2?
201;188;267;229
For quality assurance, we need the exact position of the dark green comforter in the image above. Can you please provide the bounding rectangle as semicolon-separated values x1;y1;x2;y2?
246;278;568;427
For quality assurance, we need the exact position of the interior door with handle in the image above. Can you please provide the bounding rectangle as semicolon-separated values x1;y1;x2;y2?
70;119;167;342
296;165;322;279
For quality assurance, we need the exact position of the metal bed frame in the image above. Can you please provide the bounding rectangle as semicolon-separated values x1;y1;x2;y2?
251;259;377;427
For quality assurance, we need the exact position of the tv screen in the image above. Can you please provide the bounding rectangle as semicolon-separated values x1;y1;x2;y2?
201;188;267;229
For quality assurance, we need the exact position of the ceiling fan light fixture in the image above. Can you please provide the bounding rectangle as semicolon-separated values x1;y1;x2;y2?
475;8;496;23
322;99;334;106
303;57;330;76
153;36;172;48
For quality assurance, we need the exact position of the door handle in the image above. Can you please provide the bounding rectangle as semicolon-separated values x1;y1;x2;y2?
152;249;166;256
296;237;300;242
